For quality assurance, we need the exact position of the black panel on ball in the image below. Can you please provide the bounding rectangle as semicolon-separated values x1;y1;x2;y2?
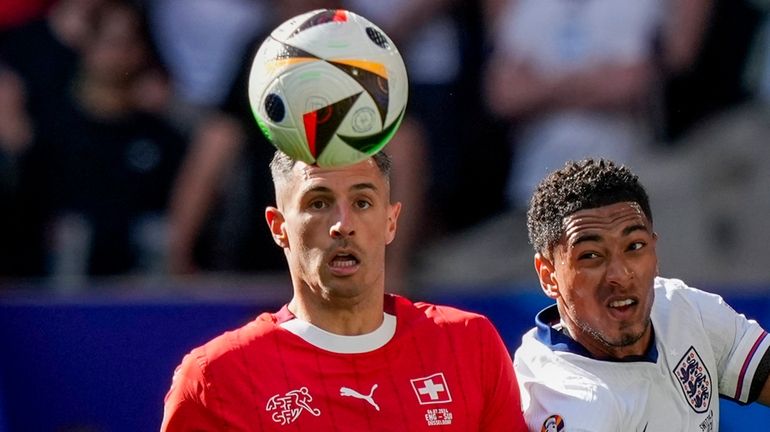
264;94;285;122
365;27;389;49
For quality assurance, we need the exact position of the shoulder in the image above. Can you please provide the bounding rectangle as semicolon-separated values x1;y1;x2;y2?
399;296;497;335
164;312;280;407
162;311;287;426
655;276;716;299
653;276;727;315
519;362;622;431
515;329;606;387
391;294;503;349
180;311;280;377
401;295;490;326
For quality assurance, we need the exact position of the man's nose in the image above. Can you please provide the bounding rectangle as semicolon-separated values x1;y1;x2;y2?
606;254;634;285
329;205;355;239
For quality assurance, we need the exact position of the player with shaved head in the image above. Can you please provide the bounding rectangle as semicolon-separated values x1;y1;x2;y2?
161;150;527;431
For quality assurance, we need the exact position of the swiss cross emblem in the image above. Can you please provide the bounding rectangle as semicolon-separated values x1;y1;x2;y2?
411;372;452;405
673;346;712;413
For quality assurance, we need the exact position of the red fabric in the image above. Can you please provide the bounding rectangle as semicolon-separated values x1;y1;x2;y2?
302;110;317;157
161;294;527;431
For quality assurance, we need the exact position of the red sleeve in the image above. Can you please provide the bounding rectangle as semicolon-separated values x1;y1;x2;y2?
478;317;528;432
160;349;223;431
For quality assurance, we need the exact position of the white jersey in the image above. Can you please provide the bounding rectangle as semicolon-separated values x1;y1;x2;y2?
514;277;770;432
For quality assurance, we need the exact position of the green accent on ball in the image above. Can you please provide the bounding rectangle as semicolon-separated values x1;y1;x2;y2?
254;115;273;142
337;108;405;154
299;70;322;80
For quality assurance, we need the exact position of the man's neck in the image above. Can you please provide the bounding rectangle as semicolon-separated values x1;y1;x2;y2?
288;291;385;336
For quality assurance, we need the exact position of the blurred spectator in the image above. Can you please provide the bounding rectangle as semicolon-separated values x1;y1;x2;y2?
29;0;186;278
0;68;33;164
1;0;102;280
662;0;765;141
165;112;271;275
483;0;711;210
161;0;308;277
143;0;273;130
0;0;105;127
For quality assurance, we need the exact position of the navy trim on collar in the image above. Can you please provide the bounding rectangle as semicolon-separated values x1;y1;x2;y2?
534;304;658;363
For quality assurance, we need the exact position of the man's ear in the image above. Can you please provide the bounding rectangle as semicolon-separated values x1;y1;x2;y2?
534;252;559;299
385;202;401;245
265;206;288;248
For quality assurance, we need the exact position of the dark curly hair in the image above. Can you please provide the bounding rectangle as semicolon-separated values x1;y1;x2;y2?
527;159;653;257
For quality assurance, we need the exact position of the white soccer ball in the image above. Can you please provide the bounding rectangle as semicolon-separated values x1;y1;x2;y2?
248;9;408;167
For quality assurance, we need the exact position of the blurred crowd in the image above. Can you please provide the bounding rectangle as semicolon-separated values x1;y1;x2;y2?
1;0;769;293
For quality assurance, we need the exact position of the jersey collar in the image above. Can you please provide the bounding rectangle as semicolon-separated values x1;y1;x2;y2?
534;304;658;363
278;307;397;354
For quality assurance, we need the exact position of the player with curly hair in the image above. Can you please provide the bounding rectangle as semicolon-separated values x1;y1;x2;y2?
516;159;770;431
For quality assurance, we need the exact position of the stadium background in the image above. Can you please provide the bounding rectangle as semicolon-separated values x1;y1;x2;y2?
2;0;770;430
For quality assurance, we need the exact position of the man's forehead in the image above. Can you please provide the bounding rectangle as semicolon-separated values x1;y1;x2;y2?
563;202;649;236
295;158;380;180
279;159;387;199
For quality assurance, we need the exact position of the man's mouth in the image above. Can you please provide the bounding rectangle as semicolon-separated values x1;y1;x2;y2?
330;253;359;268
607;298;637;316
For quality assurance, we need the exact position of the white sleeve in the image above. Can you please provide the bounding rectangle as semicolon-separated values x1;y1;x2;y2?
690;286;770;403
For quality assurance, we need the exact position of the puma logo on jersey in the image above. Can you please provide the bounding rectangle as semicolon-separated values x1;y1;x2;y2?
340;384;380;411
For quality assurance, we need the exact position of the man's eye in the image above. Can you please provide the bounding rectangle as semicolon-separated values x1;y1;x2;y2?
578;252;599;260
628;242;645;251
309;200;327;210
356;200;372;209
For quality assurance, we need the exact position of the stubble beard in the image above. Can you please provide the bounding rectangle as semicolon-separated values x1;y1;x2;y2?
579;316;651;349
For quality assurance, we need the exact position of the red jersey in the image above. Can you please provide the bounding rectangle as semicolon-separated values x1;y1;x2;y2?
161;294;526;431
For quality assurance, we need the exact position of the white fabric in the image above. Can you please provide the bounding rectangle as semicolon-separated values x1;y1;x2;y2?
515;277;770;431
280;312;397;354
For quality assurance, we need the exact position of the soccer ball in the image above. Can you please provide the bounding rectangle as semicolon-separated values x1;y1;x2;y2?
248;9;408;167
